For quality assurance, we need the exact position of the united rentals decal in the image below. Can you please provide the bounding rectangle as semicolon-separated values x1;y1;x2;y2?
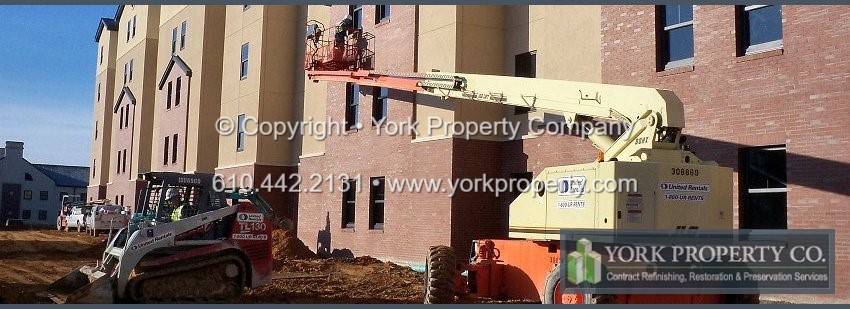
130;231;174;251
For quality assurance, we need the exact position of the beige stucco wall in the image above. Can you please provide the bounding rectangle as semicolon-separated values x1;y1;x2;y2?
152;5;225;173
218;5;301;170
109;5;160;184
298;5;329;158
90;27;118;187
415;5;602;142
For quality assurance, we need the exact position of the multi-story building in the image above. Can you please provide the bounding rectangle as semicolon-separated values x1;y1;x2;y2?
0;141;89;227
152;5;226;175
88;17;118;202
600;5;849;303
297;5;603;263
215;5;302;220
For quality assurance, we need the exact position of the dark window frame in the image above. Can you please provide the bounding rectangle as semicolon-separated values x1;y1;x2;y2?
240;43;250;80
39;191;48;201
129;59;134;82
175;77;181;107
736;5;783;56
166;81;173;110
164;136;170;166
180;20;187;50
369;177;385;230
23;190;32;200
22;209;31;220
375;5;390;24
514;51;537;114
657;5;695;71
345;83;360;131
24;173;33;181
349;5;363;29
372;87;388;126
738;145;788;229
172;26;178;54
237;114;246;152
38;210;47;221
342;179;357;229
172;133;178;164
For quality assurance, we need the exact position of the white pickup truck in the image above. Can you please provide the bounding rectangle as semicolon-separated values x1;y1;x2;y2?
84;204;129;236
58;204;91;232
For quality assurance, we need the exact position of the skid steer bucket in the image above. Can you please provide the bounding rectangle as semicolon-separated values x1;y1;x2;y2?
42;265;115;304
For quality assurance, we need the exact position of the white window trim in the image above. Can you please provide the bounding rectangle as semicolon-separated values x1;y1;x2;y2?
743;5;783;55
748;188;788;194
664;57;694;70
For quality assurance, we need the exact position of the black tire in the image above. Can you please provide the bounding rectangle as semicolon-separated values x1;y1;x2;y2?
543;263;592;304
423;245;457;304
726;294;760;304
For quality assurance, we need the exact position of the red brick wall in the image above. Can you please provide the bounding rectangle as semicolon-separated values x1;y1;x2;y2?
602;5;850;303
299;5;459;265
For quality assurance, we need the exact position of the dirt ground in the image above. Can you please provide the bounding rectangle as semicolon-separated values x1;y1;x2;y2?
0;229;424;304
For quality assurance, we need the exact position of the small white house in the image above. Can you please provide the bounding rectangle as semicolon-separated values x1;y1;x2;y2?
0;141;89;227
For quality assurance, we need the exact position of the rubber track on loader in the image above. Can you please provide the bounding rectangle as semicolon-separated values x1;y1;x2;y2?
126;254;246;303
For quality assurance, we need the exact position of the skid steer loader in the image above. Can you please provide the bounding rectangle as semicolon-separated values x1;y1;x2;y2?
43;172;290;303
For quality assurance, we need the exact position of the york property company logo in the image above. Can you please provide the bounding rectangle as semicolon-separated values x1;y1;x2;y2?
567;238;603;284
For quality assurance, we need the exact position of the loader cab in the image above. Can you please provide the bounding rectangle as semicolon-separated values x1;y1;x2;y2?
133;172;228;225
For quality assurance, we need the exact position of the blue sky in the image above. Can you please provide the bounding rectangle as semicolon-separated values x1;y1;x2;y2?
0;5;116;166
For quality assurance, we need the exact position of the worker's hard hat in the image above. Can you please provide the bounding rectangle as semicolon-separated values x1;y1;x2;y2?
165;188;181;201
344;14;352;20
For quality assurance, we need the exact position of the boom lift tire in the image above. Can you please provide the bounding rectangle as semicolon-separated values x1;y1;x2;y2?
423;245;457;304
542;263;592;304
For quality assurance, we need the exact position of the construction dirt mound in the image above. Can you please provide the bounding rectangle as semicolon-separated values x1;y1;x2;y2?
242;257;424;303
272;229;319;265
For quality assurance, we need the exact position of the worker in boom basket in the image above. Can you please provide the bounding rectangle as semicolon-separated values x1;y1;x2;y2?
335;14;355;48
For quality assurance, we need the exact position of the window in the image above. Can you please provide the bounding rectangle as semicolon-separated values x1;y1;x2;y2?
237;114;246;152
95;121;98;139
164;135;170;165
342;179;357;228
375;5;390;24
658;5;694;70
345;83;360;130
180;21;187;50
240;43;250;79
92;160;96;178
117;151;121;174
349;5;363;29
122;149;127;174
38;210;47;221
119;106;125;129
739;145;787;229
39;191;48;201
243;5;251;11
175;77;181;107
123;63;128;84
25;173;33;181
124;105;130;129
172;27;178;54
129;59;134;82
132;16;137;38
99;46;103;64
23;190;32;200
166;81;173;109
372;87;388;125
514;51;536;114
21;210;31;220
172;133;178;164
126;20;131;41
738;5;783;55
97;83;101;102
369;177;385;230
120;195;125;206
